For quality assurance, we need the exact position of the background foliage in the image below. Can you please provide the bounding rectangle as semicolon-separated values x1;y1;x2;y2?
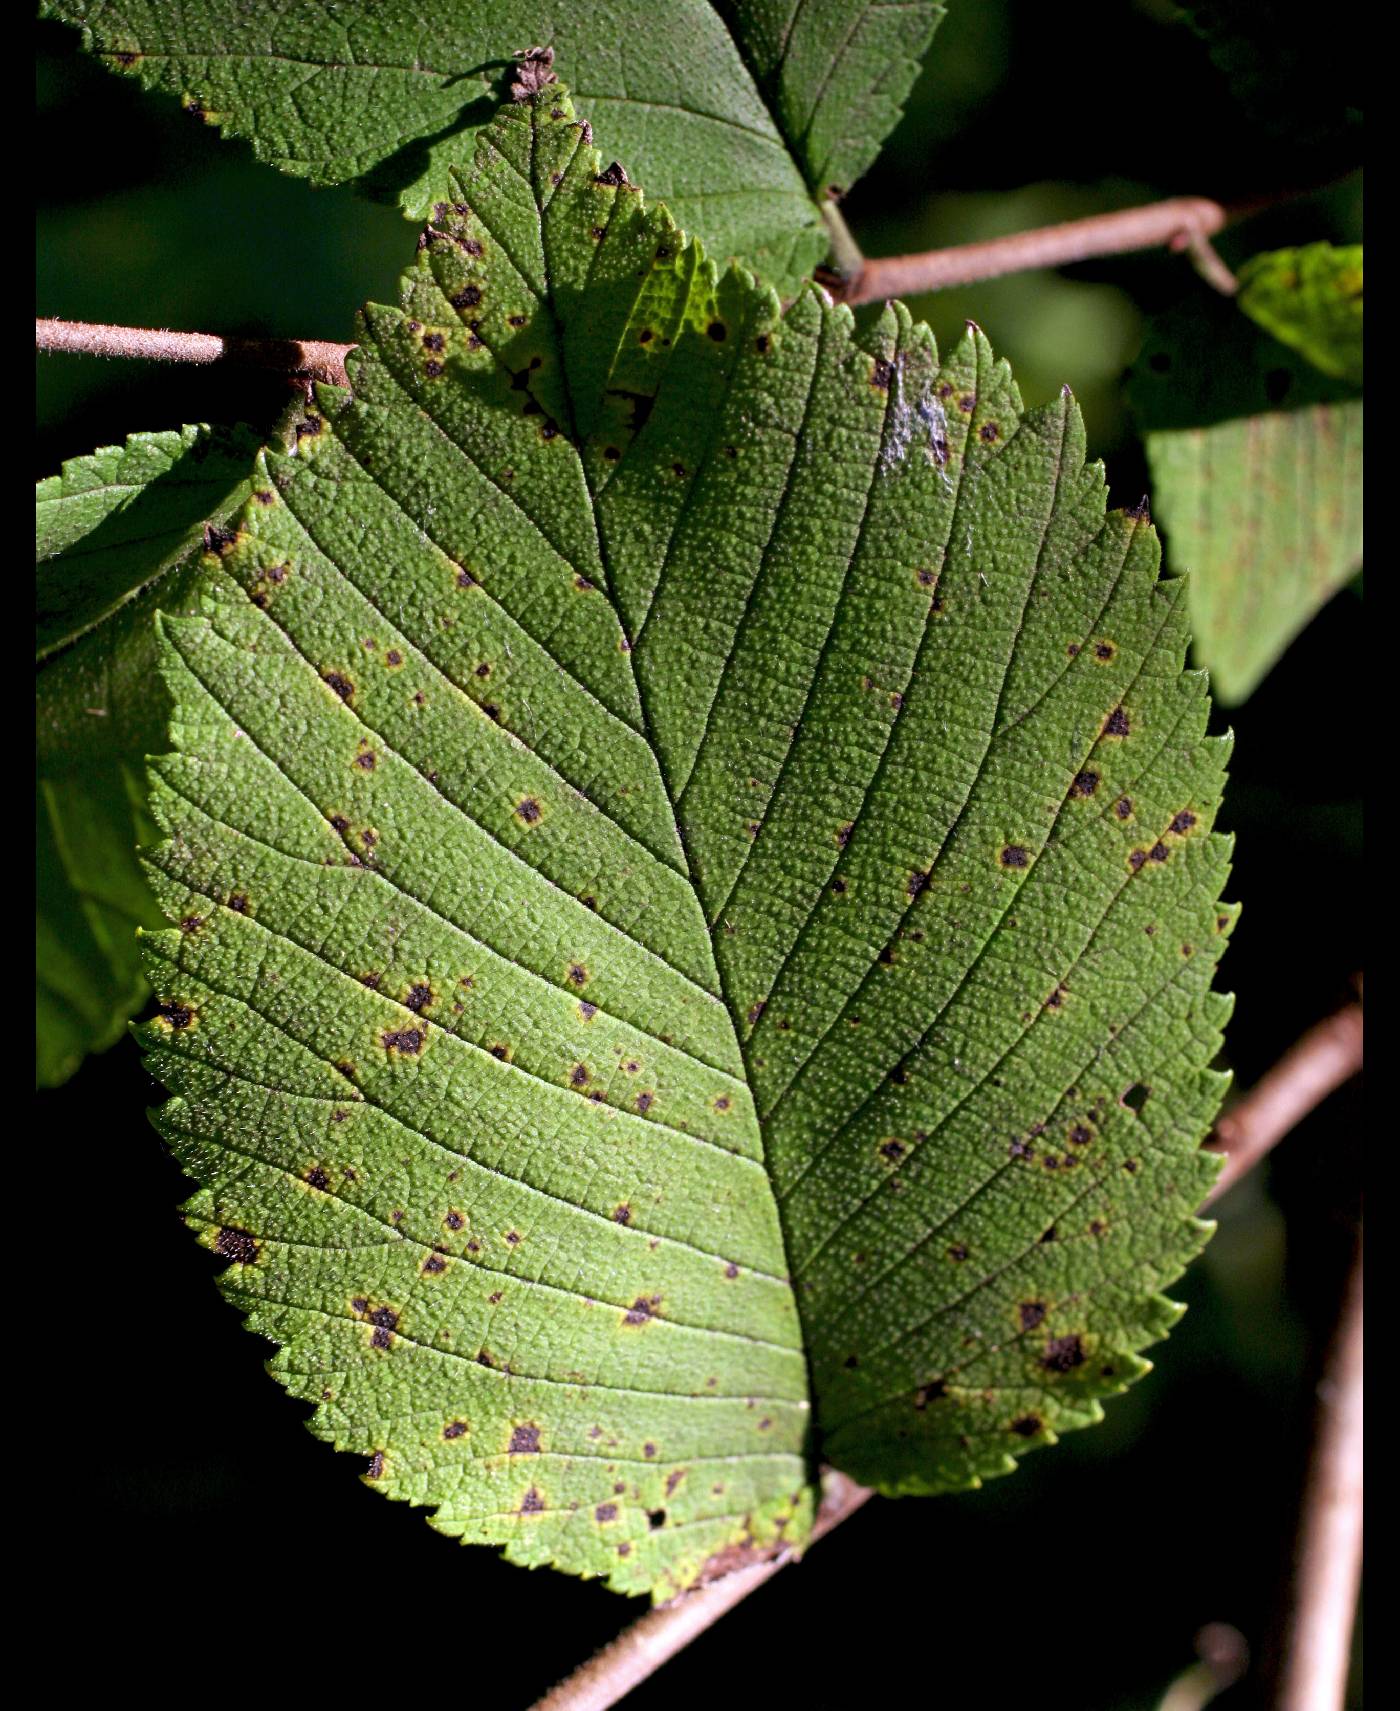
35;3;1361;1705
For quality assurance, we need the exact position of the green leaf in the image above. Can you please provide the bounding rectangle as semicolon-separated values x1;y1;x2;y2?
1146;402;1362;704
1128;262;1364;705
42;2;941;295
36;424;256;1086
138;92;1232;1599
716;1;946;200
1237;243;1363;386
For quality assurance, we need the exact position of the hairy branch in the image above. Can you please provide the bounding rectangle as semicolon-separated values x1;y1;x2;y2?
831;196;1237;306
36;317;351;388
36;191;1255;384
530;1472;873;1711
1273;1235;1364;1711
1203;998;1364;1208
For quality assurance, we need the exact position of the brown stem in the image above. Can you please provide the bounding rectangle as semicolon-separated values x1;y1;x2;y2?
832;195;1236;306
529;1472;873;1711
36;317;352;388
1272;1235;1364;1711
1203;999;1364;1208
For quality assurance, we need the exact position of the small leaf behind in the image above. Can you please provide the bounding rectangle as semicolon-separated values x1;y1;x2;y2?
36;424;255;1085
1147;402;1362;704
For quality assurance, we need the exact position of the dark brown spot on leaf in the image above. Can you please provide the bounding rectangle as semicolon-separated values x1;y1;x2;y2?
1043;1335;1086;1373
214;1226;258;1265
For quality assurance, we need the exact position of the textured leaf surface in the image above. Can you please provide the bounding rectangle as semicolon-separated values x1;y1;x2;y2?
36;425;256;1086
717;1;945;199
43;1;938;296
1238;243;1363;385
1147;403;1362;704
140;93;1232;1599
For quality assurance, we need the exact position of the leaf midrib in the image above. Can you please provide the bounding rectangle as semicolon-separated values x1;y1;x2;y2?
483;103;828;1467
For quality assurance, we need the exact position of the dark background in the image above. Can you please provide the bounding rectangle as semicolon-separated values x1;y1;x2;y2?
36;4;1362;1706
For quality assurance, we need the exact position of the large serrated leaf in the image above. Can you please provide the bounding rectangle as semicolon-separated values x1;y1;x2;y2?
137;92;1232;1600
42;2;943;297
36;424;256;1086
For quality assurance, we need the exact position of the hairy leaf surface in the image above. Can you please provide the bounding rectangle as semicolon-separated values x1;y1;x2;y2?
44;2;941;296
139;93;1232;1599
36;425;255;1085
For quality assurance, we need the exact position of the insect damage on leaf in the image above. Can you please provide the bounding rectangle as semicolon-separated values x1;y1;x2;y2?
135;90;1233;1602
